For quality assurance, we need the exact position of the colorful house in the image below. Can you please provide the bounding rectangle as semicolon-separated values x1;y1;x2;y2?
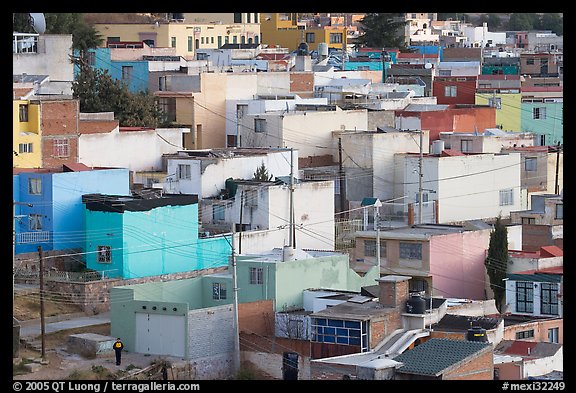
13;165;130;254
520;86;563;146
83;193;231;279
13;98;41;168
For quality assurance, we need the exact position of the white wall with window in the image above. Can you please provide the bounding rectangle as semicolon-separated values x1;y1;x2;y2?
504;277;562;318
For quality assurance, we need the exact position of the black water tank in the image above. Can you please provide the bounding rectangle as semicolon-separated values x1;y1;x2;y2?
467;326;488;342
406;294;426;314
282;351;299;380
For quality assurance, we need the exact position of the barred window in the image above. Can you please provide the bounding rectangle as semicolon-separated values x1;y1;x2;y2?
499;189;514;206
53;138;69;157
249;267;263;284
399;242;422;260
97;246;111;263
212;282;227;300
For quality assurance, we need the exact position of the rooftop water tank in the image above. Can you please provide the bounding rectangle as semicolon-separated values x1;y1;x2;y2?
466;326;488;342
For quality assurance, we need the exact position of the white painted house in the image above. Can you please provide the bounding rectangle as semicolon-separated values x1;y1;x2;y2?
439;128;536;154
161;147;296;198
337;128;430;203
394;150;523;224
78;122;187;172
239;105;368;160
202;178;335;251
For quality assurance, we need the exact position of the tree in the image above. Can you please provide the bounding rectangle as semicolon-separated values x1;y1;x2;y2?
253;162;273;181
540;13;563;36
479;14;501;29
355;13;409;51
508;13;540;31
485;216;508;313
72;62;166;128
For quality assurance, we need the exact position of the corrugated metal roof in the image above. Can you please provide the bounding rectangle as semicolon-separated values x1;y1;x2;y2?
393;338;490;376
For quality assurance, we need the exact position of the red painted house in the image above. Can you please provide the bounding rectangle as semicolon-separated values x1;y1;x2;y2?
433;76;477;105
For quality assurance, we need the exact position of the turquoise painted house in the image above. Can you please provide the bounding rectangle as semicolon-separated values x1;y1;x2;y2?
520;87;563;146
13;166;130;255
83;193;231;279
74;48;150;93
108;246;379;359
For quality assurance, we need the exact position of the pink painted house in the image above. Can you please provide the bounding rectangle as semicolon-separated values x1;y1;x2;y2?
352;223;492;300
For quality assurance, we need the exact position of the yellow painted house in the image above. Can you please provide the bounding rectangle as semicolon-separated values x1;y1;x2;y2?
260;13;347;52
13;99;41;168
475;92;522;132
92;18;261;60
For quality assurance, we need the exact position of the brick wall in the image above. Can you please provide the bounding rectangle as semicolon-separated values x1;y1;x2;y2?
290;72;314;96
442;347;493;380
239;300;274;336
370;313;402;349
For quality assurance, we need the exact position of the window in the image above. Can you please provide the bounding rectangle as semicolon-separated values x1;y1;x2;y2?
516;282;533;313
312;318;368;352
171;37;176;48
400;242;422;260
305;32;315;43
439;70;452;77
548;327;559;343
444;85;457;97
415;193;428;203
330;33;342;44
488;97;502;109
18;143;33;154
522;217;536;225
97;245;112;263
461;139;473;152
28;178;42;195
516;329;534;339
233;13;242;23
249;267;263;284
158;97;176;122
178;164;191;180
410;278;428;293
524;157;537;171
499;189;514;206
364;240;386;258
121;66;133;82
188;36;193;52
254;119;266;133
53;138;69;157
212;283;227;300
143;39;155;47
29;214;42;230
533;107;547;120
526;58;535;65
213;205;225;221
541;283;559;315
86;51;96;66
555;204;563;219
19;104;29;122
233;35;237;44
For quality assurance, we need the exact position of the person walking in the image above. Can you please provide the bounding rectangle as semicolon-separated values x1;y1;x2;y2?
113;338;124;366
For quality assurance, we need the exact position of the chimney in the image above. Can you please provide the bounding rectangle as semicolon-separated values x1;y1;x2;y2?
376;275;411;308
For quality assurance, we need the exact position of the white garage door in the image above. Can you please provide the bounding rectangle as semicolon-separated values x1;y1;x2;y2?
135;313;186;357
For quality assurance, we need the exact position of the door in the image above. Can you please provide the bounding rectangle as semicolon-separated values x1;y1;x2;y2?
135;313;186;357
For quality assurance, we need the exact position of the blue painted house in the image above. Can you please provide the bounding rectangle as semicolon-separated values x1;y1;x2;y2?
520;86;563;146
13;165;130;254
83;193;231;279
74;48;150;93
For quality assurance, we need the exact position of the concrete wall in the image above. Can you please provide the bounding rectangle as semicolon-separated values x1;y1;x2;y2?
188;304;235;360
79;127;186;171
503;318;563;345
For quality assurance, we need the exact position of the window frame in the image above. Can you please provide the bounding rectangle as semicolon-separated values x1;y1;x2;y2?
516;281;534;313
249;267;264;285
399;242;422;260
28;178;42;195
97;245;112;263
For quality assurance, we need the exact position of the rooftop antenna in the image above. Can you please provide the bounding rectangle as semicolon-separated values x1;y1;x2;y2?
29;13;46;34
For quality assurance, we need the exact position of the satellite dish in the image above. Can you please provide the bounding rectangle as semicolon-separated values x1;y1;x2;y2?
29;13;46;34
424;62;432;69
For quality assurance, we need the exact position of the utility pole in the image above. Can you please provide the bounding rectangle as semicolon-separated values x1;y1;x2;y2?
38;246;46;360
338;138;347;218
376;207;380;269
230;226;240;375
418;130;424;225
238;190;244;254
554;142;561;194
289;148;295;248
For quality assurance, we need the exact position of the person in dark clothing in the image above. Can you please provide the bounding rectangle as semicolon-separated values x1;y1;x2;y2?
113;338;124;365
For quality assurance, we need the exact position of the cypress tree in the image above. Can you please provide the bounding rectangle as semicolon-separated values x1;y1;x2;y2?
485;215;509;313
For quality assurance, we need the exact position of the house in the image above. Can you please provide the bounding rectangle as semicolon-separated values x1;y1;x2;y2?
160;147;294;198
508;246;563;274
201;177;335;251
387;59;436;97
475;74;522;131
82;193;231;279
108;246;379;378
394;150;523;224
13;33;74;95
92;16;261;59
78;115;188;173
13;94;81;170
352;224;497;300
13;165;130;255
433;75;477;105
520;52;561;77
503;314;563;345
494;340;563;380
510;193;563;251
520;86;563;146
439;128;536;154
259;13;347;52
481;56;521;76
394;103;496;141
